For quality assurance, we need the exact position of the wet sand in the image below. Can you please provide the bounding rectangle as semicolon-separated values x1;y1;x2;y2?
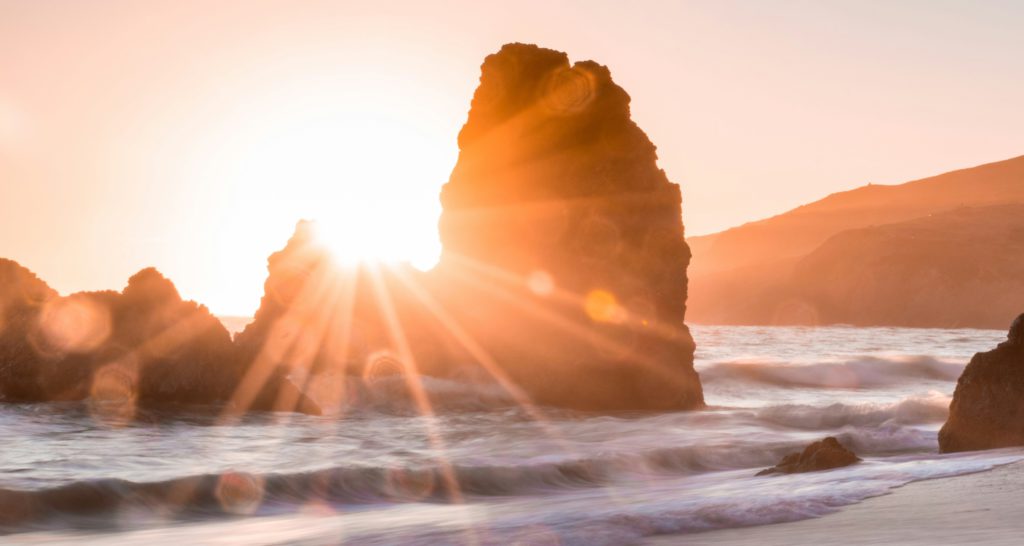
650;460;1024;546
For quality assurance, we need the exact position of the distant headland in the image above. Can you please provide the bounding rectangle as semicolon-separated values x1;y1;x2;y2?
688;154;1024;328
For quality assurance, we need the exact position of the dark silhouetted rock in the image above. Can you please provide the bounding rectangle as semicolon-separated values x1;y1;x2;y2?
433;43;703;411
939;313;1024;452
233;222;357;414
1010;313;1024;345
0;260;318;416
757;437;861;476
115;267;320;415
0;259;59;401
108;268;249;411
233;222;443;414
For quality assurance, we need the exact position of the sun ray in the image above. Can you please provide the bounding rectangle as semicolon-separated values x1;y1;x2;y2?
390;265;655;513
364;262;467;506
389;268;576;443
440;253;694;386
444;250;695;345
299;263;359;414
265;279;344;414
220;244;339;422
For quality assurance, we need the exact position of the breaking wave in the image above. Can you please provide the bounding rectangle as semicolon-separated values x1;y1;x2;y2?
12;452;1022;545
0;446;785;530
753;391;951;430
700;355;964;389
0;415;957;534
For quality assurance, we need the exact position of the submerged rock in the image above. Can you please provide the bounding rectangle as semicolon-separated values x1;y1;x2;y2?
757;437;861;476
433;43;703;411
939;313;1024;452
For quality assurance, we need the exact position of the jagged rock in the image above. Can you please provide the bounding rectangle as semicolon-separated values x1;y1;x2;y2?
233;222;356;413
0;260;318;415
233;222;443;413
116;267;320;415
110;268;249;410
1010;313;1024;345
757;437;861;476
433;43;703;411
0;258;59;401
939;313;1024;452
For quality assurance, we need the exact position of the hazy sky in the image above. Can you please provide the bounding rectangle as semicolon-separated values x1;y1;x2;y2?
2;0;1023;315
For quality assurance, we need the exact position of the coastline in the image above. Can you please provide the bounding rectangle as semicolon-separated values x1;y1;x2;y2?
649;460;1024;546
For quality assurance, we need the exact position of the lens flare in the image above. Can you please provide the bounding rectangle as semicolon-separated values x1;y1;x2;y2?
526;270;555;296
215;471;265;515
584;289;626;324
88;360;138;426
35;296;112;355
543;66;596;115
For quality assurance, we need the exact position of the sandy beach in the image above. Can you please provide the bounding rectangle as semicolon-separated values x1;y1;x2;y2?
650;460;1024;545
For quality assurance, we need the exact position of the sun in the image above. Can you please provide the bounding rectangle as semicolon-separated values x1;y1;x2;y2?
309;212;439;269
183;81;458;313
219;114;449;270
288;115;446;269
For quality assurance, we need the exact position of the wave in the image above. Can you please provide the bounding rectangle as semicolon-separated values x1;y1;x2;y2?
700;355;964;389
0;416;955;534
526;454;1023;546
336;453;1024;546
0;438;834;532
753;391;951;430
20;452;1023;546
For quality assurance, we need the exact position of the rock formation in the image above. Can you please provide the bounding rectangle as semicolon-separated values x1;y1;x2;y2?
0;259;317;416
0;258;59;401
237;44;705;412
433;43;703;410
233;221;445;413
3;42;704;415
756;437;861;476
939;313;1024;452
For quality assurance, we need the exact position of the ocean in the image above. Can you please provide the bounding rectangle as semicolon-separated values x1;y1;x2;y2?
2;325;1022;545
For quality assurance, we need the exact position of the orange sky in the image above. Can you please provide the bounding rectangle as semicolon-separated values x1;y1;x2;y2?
2;0;1023;315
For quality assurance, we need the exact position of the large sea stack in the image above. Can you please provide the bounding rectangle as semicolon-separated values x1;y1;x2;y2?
939;313;1024;452
433;43;703;410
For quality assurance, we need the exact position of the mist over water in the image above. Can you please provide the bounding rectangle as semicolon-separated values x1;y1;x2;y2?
2;325;1021;545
